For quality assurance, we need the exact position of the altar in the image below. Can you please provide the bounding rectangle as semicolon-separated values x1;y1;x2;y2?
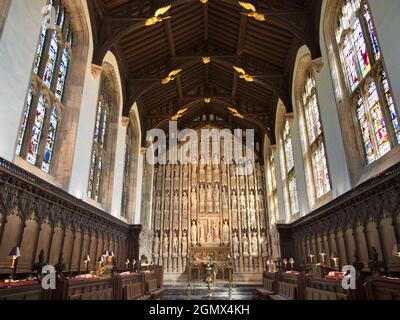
187;247;233;286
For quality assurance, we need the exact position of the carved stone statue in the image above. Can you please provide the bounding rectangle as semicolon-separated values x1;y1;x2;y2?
153;233;160;257
249;191;256;211
222;220;230;245
200;164;206;182
261;233;268;257
172;231;179;257
182;192;188;213
232;232;239;259
249;172;255;189
214;185;220;212
191;220;197;246
183;165;189;183
155;193;162;212
257;191;264;210
231;192;237;211
222;165;228;186
191;188;197;210
206;184;213;213
222;187;228;210
199;222;206;244
213;164;220;183
230;164;237;185
240;192;247;212
192;164;198;186
174;165;180;189
251;233;259;257
166;165;172;183
239;173;245;190
182;232;188;257
164;192;170;211
199;185;206;213
173;192;179;212
162;233;169;258
242;234;249;257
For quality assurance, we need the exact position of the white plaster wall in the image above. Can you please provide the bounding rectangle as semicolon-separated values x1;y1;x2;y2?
274;147;286;223
68;2;126;221
106;50;126;218
291;44;351;215
288;115;309;217
369;0;400;110
318;2;352;198
0;0;46;161
68;0;98;200
130;103;143;225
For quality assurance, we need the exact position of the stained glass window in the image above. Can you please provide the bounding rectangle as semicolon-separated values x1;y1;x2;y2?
15;0;73;175
334;0;399;164
87;75;115;203
380;71;400;144
301;72;331;199
41;107;58;173
267;149;278;224
121;128;132;219
16;87;33;155
281;119;299;216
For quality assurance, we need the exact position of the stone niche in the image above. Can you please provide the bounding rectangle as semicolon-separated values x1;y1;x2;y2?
150;129;270;277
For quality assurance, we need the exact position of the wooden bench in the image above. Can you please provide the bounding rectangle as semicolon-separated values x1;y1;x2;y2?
364;276;400;300
70;287;113;300
270;282;296;300
305;287;348;300
256;278;275;299
124;282;144;300
305;278;349;300
146;279;164;300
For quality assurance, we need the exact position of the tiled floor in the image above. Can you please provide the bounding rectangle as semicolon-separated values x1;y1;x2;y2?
162;283;262;300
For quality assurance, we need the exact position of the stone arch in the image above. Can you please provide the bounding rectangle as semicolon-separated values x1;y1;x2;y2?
0;0;11;39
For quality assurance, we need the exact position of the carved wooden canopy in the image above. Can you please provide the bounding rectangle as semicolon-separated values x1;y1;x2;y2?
87;0;322;145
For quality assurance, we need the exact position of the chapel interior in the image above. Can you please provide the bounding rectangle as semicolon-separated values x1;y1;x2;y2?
0;0;400;301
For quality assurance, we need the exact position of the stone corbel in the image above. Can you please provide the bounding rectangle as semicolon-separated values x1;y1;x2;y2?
311;57;324;74
91;64;103;79
121;116;130;128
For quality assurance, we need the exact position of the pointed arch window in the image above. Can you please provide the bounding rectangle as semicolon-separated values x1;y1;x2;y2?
121;125;133;219
87;75;113;203
280;120;299;217
301;72;331;199
15;0;73;174
334;0;400;164
267;148;279;225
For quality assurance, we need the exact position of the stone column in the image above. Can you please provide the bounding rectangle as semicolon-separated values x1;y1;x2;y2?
140;147;155;230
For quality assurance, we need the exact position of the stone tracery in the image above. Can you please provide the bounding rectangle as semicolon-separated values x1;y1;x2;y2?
151;129;269;274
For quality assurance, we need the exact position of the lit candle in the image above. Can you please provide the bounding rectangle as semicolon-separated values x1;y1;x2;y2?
320;252;327;265
283;259;288;270
289;258;295;270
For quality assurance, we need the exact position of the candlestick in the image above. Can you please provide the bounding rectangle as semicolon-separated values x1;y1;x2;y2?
320;252;327;265
289;258;295;270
